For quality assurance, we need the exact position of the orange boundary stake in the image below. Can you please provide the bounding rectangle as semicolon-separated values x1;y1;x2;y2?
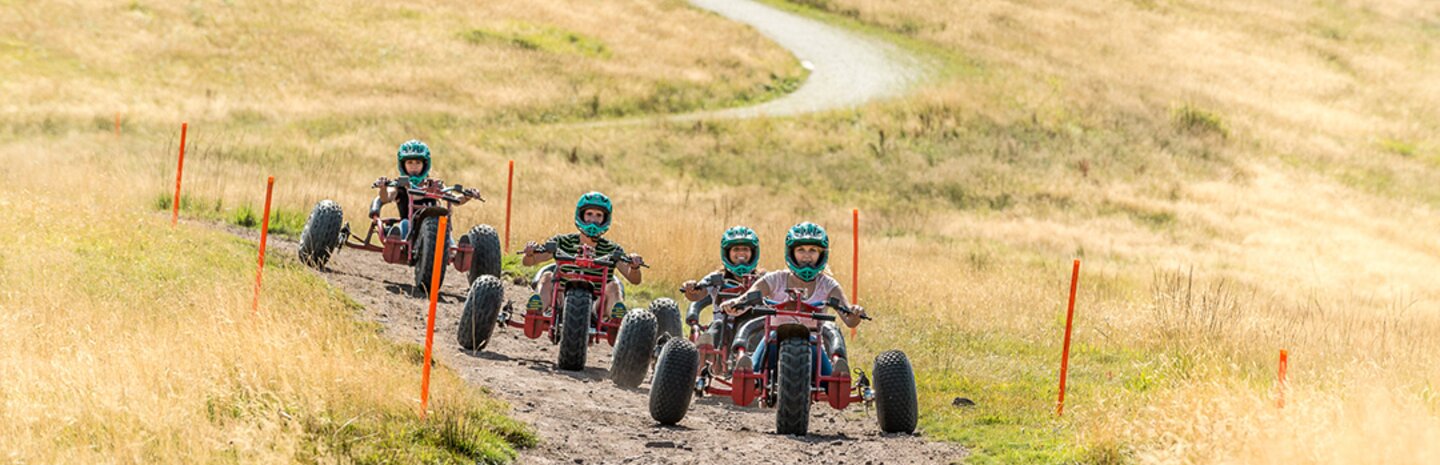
1277;349;1289;408
851;208;859;338
504;160;514;253
1056;259;1081;416
252;176;275;315
420;216;449;419
114;112;121;138
172;122;188;226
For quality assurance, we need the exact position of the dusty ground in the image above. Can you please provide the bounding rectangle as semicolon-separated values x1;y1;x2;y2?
234;224;965;464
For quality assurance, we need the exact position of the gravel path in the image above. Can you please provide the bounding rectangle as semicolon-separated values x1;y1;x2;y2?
227;223;965;464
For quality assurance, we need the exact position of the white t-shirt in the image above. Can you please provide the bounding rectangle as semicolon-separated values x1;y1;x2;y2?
757;270;840;307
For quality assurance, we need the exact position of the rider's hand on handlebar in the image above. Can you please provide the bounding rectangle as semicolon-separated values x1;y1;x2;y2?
523;241;539;257
628;253;646;268
719;299;745;316
680;280;697;293
373;177;391;188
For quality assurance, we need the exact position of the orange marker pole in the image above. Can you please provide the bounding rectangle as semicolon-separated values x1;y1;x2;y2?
172;122;188;226
504;160;514;253
1056;259;1081;416
419;216;449;419
1277;350;1289;408
851;208;859;338
252;176;275;315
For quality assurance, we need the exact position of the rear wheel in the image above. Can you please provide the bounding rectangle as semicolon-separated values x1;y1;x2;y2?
557;287;593;371
298;200;343;269
465;225;502;284
649;298;683;345
873;350;919;434
648;338;699;425
457;275;503;351
413;216;450;294
609;309;657;388
775;338;813;435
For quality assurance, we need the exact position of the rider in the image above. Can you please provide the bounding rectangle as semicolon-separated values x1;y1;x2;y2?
521;191;645;323
718;222;866;377
373;139;474;238
680;226;766;355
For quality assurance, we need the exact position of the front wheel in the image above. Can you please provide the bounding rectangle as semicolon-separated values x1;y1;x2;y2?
298;200;343;269
775;337;813;435
413;216;450;294
873;350;919;434
465;224;502;284
457;275;504;351
610;309;658;388
649;298;683;345
557;287;593;371
649;338;699;425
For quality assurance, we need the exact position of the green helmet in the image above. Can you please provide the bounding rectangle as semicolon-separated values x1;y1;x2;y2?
720;226;760;276
396;139;431;186
784;222;829;282
574;192;612;238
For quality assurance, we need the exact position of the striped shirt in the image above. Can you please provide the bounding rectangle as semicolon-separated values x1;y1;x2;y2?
545;233;626;279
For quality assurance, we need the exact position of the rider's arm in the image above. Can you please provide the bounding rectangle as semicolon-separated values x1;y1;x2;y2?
619;261;642;284
378;185;397;204
828;286;864;328
681;272;718;301
521;238;557;266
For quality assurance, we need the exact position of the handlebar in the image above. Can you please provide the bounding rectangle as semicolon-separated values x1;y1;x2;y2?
678;274;725;293
371;178;484;203
746;308;837;322
826;298;872;320
515;246;650;268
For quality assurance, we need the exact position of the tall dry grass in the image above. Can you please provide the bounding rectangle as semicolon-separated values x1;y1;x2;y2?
6;0;1440;463
0;141;533;463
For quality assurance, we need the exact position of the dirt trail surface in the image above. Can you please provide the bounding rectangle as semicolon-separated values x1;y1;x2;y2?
680;0;924;119
578;0;925;128
234;225;964;464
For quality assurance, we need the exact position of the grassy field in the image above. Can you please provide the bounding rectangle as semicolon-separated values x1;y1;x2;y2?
0;156;536;463
5;0;1440;463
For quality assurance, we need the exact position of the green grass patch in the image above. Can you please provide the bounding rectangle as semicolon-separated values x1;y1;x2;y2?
1379;137;1418;158
299;406;535;465
462;22;610;58
153;192;307;237
1171;103;1228;139
854;313;1177;464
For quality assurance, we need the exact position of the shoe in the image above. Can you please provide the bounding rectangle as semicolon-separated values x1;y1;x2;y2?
733;352;752;373
832;356;850;378
610;302;628;322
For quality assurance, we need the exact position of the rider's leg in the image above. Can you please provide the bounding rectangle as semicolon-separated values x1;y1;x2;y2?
527;264;555;314
812;334;835;377
821;322;847;377
602;277;626;321
536;271;555;311
821;322;848;360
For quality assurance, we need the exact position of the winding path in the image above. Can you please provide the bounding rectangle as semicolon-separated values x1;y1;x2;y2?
677;0;926;119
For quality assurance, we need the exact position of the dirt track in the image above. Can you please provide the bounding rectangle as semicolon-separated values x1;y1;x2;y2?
578;0;927;128
237;225;964;464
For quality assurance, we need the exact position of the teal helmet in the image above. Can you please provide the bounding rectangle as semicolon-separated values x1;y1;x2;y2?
396;139;431;186
720;226;760;276
574;192;612;238
784;222;829;282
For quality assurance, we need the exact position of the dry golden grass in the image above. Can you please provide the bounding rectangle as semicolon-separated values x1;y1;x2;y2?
0;144;533;463
6;0;1440;463
0;0;799;124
